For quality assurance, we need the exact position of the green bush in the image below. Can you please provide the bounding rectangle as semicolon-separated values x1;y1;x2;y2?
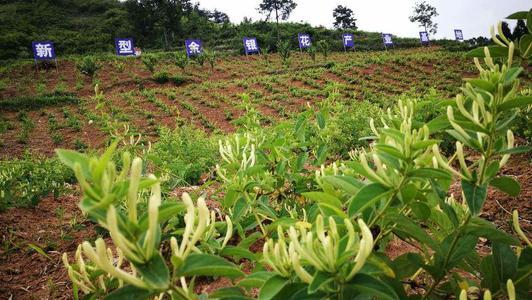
152;71;170;83
147;126;218;189
76;56;100;77
0;92;78;111
0;156;75;211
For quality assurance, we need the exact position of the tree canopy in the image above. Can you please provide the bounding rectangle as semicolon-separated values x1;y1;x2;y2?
333;5;357;30
409;1;439;34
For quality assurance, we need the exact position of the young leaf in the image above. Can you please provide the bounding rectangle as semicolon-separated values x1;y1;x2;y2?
104;285;154;300
498;96;532;111
177;253;244;278
132;252;169;290
347;273;399;300
322;175;363;195
308;271;334;294
489;176;521;197
303;192;343;209
348;183;391;217
462;180;488;215
238;272;276;289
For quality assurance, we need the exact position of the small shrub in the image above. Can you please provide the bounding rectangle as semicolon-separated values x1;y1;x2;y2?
153;71;170;83
174;52;189;71
147;126;218;189
76;56;99;77
141;54;157;73
0;156;74;211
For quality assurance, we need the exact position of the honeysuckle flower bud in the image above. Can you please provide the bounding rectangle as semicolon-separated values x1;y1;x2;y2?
447;106;470;140
432;144;462;178
474;58;485;73
508;42;514;67
127;157;142;222
346;219;374;281
483;290;492;300
507;279;515;300
499;130;514;167
143;176;161;260
106;206;143;263
459;289;468;300
289;245;312;284
82;239;149;289
513;210;532;247
456;142;472;179
221;215;233;249
370;118;378;135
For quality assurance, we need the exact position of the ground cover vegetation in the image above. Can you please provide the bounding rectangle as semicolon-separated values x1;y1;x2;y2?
0;5;531;300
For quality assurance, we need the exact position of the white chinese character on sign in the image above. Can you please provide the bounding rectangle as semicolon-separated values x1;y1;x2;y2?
246;39;258;51
118;40;133;54
344;35;353;43
384;35;392;44
300;35;311;47
35;43;52;58
188;41;201;54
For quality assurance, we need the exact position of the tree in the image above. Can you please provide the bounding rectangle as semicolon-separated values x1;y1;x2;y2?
512;19;528;40
257;0;297;38
208;9;230;24
332;5;357;30
409;1;438;34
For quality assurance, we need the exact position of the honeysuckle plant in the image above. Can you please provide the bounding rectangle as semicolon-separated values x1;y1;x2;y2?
57;145;243;299
293;14;531;299
261;215;384;298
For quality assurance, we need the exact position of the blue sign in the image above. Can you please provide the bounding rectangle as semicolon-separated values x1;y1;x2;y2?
382;34;394;47
454;29;464;41
343;33;355;48
419;31;430;45
115;38;135;56
243;37;259;55
298;33;312;49
185;39;203;57
32;41;56;60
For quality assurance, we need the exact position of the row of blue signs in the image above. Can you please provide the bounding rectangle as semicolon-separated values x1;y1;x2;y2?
32;30;465;60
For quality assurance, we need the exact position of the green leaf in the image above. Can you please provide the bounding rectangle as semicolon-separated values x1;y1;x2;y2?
506;11;528;19
258;275;289;300
493;242;518;284
408;168;451;180
386;212;439;251
55;149;91;178
490;176;521;196
466;46;509;58
316;111;326;129
132;253;169;290
481;255;501;292
375;144;405;160
138;202;185;230
503;67;523;84
322;175;363;195
220;246;256;260
208;287;249;299
466;79;496;92
466;217;519;245
27;243;51;260
303;192;343;209
462;180;488;215
498;96;532;111
105;285;154;300
308;271;334;294
426;115;451;132
238;272;276;289
496;146;532;155
177;253;244;278
348;273;399;300
348;183;391;217
519;34;531;55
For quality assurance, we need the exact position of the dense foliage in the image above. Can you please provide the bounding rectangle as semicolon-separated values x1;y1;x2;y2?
0;0;490;61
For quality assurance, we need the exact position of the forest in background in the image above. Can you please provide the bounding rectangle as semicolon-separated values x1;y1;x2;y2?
0;0;495;61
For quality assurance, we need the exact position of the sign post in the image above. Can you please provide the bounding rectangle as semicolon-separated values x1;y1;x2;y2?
115;38;136;56
419;31;430;46
342;33;355;52
454;29;464;41
298;33;312;52
382;33;394;50
185;39;203;58
243;37;260;56
32;41;57;72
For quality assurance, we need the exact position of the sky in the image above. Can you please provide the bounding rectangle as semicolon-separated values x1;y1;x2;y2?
197;0;530;39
